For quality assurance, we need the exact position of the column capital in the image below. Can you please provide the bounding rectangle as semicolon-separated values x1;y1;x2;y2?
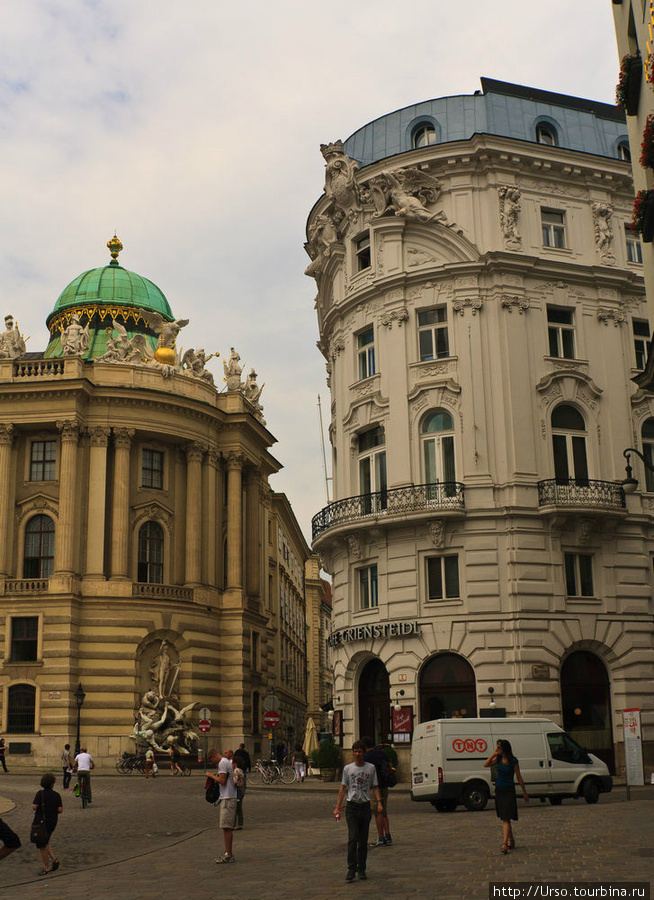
185;441;207;463
245;465;262;484
0;424;14;446
226;450;245;470
88;426;111;447
113;427;135;449
56;419;81;441
206;447;221;468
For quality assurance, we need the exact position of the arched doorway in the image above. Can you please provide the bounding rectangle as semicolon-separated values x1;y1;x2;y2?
419;653;477;721
358;659;390;745
560;650;614;773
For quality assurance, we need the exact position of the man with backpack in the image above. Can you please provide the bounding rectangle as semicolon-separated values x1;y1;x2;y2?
362;736;395;847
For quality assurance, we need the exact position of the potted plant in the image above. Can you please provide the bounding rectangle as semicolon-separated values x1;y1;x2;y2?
641;115;654;169
616;53;642;116
310;737;342;781
632;189;654;243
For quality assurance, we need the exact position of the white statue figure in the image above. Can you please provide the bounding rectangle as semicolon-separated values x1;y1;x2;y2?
223;346;244;391
321;140;361;224
61;313;90;356
592;201;616;265
150;640;180;701
138;309;189;350
96;320;148;364
498;186;522;249
181;348;217;384
305;212;340;278
369;168;452;224
0;315;26;359
244;368;265;424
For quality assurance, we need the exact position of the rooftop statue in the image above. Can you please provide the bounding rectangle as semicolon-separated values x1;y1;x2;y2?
61;313;90;356
223;346;243;391
0;315;26;359
321;140;361;225
182;347;217;384
138;309;189;352
244;368;265;423
96;320;148;364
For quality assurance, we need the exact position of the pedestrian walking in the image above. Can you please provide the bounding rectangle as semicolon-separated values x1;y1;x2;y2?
234;743;251;773
363;736;394;846
484;739;528;854
0;816;21;860
31;773;62;876
61;744;73;790
291;743;308;782
333;739;382;883
168;745;183;775
232;757;245;830
73;746;94;803
206;748;237;864
0;738;7;773
144;746;157;778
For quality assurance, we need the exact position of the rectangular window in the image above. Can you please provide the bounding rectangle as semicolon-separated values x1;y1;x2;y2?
547;306;575;359
541;209;566;249
29;441;56;482
426;556;460;600
418;307;449;360
625;224;643;264
357;327;376;379
564;553;594;597
633;319;651;370
142;449;164;489
10;616;39;662
355;233;371;271
358;564;378;609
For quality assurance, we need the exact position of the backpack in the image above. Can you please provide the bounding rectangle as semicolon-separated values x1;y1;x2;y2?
205;779;220;804
378;754;397;789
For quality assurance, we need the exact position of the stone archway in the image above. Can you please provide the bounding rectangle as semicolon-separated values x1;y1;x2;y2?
419;653;477;722
560;650;614;773
358;658;390;745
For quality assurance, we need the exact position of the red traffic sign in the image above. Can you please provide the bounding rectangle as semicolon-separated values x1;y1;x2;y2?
198;719;211;733
262;710;280;728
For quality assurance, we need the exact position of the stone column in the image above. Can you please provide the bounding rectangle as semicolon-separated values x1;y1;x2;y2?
185;442;205;586
110;427;134;580
0;425;13;576
245;467;261;597
85;427;111;578
203;448;219;586
54;420;81;575
226;451;243;589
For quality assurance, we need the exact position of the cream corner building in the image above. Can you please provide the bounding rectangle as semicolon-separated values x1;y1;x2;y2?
306;79;654;777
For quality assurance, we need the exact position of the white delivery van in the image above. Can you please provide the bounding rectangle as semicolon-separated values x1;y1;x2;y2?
411;717;612;812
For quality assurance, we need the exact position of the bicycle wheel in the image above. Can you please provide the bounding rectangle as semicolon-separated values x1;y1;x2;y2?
182;766;191;776
135;757;147;774
280;765;296;784
248;767;264;785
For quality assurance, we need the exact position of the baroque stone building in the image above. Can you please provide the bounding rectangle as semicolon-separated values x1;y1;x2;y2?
0;239;309;767
305;555;333;731
307;79;654;775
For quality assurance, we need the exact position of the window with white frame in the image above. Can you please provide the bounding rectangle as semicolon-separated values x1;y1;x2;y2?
617;140;632;162
29;440;56;482
625;223;643;264
141;448;164;489
551;404;588;485
358;564;378;609
23;515;55;578
413;124;437;148
642;418;654;492
357;327;376;379
358;426;387;513
564;552;594;597
137;521;164;583
355;232;371;271
426;555;460;600
633;319;650;369
422;409;456;498
418;307;449;360
536;122;558;146
541;209;566;248
547;306;576;359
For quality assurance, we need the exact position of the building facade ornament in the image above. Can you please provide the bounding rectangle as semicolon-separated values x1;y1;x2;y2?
591;201;616;266
380;307;409;328
95;319;149;365
453;297;483;316
61;314;90;356
113;427;135;449
56;419;81;441
428;519;445;548
244;369;265;423
0;423;14;445
597;308;627;327
185;442;207;463
305;212;341;279
0;315;26;359
321;140;362;225
501;295;530;314
498;186;522;249
181;348;217;384
345;533;362;559
88;426;111;447
223;347;243;391
369;168;454;225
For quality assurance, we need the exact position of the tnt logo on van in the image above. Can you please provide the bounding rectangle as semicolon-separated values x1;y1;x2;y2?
452;738;487;753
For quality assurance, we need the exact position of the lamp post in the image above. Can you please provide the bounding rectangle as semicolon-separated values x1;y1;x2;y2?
622;447;654;493
393;689;406;712
74;682;86;756
488;687;496;708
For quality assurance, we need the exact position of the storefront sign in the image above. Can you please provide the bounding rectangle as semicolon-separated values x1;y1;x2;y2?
392;706;413;743
622;708;644;786
329;620;421;647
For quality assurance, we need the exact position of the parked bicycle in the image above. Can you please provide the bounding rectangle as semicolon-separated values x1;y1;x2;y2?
248;758;296;785
172;763;192;776
115;753;147;775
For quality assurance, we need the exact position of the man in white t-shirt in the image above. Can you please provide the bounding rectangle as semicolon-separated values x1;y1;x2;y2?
74;747;94;802
206;749;237;864
334;740;382;883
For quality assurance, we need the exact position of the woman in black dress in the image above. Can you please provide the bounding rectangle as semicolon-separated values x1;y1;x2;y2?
484;740;528;854
32;773;63;875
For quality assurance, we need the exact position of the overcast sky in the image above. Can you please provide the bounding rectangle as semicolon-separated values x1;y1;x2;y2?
0;1;621;542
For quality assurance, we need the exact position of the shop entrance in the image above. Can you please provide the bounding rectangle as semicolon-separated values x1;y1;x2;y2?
560;650;614;773
419;653;477;722
358;658;390;745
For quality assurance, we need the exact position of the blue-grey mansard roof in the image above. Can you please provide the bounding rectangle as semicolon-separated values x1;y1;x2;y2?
344;78;629;167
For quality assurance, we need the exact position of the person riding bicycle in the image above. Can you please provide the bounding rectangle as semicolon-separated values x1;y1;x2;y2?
73;747;93;803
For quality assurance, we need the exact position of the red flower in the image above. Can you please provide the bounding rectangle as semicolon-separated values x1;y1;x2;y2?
640;114;654;168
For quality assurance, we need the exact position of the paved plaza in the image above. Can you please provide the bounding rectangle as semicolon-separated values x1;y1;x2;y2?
0;775;652;900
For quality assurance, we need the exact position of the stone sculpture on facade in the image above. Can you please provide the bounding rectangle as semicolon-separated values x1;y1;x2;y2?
61;314;91;356
223;347;243;391
498;186;522;249
181;348;217;384
0;315;26;359
304;212;340;278
244;368;265;423
591;201;616;265
96;320;148;364
369;168;453;225
132;639;198;754
321;140;362;224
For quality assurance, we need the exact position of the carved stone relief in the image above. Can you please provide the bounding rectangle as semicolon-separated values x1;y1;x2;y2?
453;298;483;316
407;248;437;267
345;533;362;559
591;201;616;266
501;296;530;314
498;186;522;250
380;308;409;328
428;519;445;548
597;309;626;327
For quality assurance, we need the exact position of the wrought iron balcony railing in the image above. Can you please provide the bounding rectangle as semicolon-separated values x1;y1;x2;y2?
312;482;465;539
537;478;626;510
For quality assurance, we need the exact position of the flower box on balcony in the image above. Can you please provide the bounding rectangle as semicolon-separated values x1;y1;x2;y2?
632;189;654;243
640;114;654;168
616;53;642;116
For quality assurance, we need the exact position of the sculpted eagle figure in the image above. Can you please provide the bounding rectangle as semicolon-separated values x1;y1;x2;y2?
138;309;189;349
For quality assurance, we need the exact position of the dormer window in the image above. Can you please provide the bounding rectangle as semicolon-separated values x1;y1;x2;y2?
413;124;437;148
536;122;558;146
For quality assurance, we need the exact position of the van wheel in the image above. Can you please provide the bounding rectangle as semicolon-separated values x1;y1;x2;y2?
431;800;458;812
582;779;600;804
549;796;563;806
462;782;489;811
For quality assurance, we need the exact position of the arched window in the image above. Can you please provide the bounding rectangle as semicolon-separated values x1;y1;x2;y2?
23;515;55;578
358;426;387;513
412;124;437;148
536;122;558;146
642;418;654;491
137;521;164;584
7;683;36;733
422;410;456;497
617;140;631;162
419;653;476;721
551;405;588;485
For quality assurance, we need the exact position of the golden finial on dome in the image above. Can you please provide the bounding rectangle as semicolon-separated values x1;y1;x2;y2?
107;233;123;263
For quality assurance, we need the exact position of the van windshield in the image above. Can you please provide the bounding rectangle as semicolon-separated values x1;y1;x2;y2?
547;732;591;764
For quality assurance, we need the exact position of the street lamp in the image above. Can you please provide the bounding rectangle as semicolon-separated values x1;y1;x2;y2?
393;689;406;712
621;447;654;493
488;687;496;709
74;682;86;756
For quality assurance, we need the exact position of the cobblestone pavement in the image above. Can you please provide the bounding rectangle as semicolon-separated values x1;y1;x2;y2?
0;775;652;900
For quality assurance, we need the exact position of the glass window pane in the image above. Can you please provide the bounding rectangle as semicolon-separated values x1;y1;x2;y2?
419;330;434;361
561;328;575;358
443;555;459;598
427;558;443;600
548;327;559;357
578;555;594;596
552;434;570;482
572;436;588;481
442;435;456;483
435;327;449;357
565;554;577;595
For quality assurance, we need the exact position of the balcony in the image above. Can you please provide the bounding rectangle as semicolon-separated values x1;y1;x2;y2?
132;583;194;601
4;578;49;593
537;479;625;511
312;482;465;539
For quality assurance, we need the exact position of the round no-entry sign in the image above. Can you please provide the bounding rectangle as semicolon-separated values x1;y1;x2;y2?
198;719;211;733
262;710;280;728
